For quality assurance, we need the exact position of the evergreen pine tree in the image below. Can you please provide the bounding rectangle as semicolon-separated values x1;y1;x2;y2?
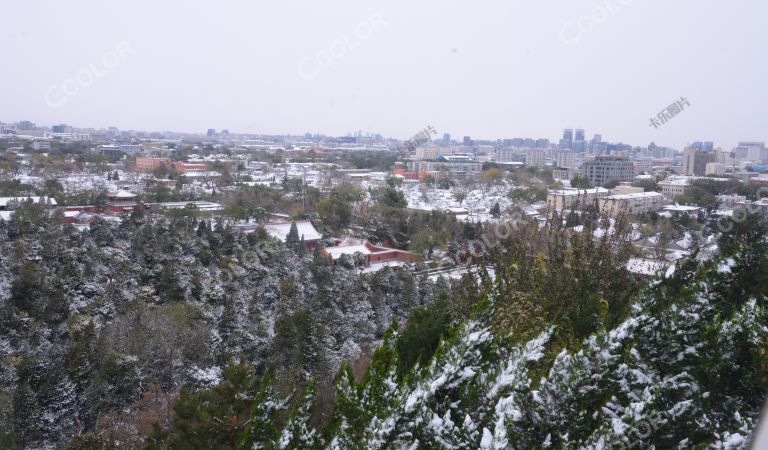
277;381;320;449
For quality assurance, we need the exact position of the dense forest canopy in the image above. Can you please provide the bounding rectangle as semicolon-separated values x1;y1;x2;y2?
0;200;766;448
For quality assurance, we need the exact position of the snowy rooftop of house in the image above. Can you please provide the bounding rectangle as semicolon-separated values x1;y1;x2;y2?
182;170;222;178
325;244;372;259
264;221;321;242
605;191;665;200
0;196;57;207
108;190;136;198
548;187;609;196
659;176;732;186
663;204;700;212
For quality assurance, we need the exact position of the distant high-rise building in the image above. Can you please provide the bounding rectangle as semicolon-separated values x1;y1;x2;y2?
463;136;472;146
683;147;716;176
17;120;35;131
571;128;586;153
52;123;71;133
106;126;120;139
442;133;451;144
560;128;574;149
690;141;714;152
563;128;574;142
207;128;216;137
582;156;634;187
589;134;602;153
734;141;767;162
575;128;585;142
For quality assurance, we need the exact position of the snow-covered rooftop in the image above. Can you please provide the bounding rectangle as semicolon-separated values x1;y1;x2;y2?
108;190;136;198
548;187;610;196
325;244;371;259
663;204;700;212
605;191;665;200
265;221;322;242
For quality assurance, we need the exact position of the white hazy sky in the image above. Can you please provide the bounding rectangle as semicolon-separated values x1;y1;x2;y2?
1;1;766;149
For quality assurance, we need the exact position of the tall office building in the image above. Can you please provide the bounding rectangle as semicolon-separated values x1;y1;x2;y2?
683;147;716;176
690;141;714;152
575;128;585;142
207;128;216;137
560;128;574;149
589;134;602;153
442;133;451;145
582;156;634;187
462;136;472;146
17;121;35;131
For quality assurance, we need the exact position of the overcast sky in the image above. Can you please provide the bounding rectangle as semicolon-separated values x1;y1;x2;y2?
1;1;766;149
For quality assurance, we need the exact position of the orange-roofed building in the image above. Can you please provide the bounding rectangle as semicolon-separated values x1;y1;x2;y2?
174;162;209;174
135;157;172;172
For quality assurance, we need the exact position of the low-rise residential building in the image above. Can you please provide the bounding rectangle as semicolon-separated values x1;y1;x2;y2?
546;187;610;211
658;176;733;198
32;140;51;151
414;146;452;161
322;237;419;270
406;160;482;180
658;177;688;198
610;185;644;196
599;191;666;217
661;204;701;218
735;197;768;217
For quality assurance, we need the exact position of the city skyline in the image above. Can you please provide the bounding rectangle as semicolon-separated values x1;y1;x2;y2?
1;117;756;152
